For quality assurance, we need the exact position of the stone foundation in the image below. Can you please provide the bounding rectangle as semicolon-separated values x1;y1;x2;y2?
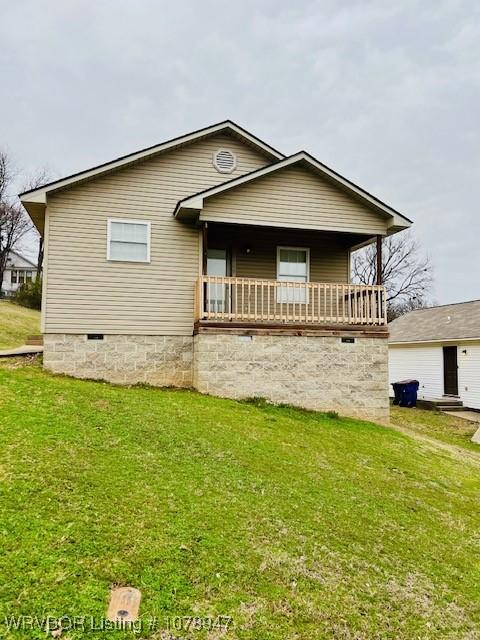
43;332;389;422
193;333;389;423
43;334;193;387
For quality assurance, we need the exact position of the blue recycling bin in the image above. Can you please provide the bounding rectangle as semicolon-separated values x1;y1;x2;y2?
391;379;419;408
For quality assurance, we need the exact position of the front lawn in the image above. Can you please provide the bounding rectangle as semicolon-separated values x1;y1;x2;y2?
0;360;479;639
0;301;40;349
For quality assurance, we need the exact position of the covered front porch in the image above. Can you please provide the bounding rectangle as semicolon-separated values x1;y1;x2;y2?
194;222;386;329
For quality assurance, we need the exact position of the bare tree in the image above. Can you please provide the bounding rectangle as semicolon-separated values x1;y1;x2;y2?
387;296;432;322
0;151;49;293
0;152;12;202
352;230;433;320
20;168;51;276
0;202;33;293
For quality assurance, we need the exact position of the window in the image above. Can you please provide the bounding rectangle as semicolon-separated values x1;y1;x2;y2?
107;219;151;262
276;246;310;303
11;270;32;285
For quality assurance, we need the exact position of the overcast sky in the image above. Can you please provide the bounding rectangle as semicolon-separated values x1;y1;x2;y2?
1;0;478;304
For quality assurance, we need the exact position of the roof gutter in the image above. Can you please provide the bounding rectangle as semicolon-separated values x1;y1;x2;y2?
389;337;480;345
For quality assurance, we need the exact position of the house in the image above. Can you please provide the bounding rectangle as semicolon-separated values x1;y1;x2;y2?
1;250;37;297
389;300;480;410
20;121;412;422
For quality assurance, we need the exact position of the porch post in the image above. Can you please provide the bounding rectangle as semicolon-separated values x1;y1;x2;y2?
202;222;208;275
376;235;383;286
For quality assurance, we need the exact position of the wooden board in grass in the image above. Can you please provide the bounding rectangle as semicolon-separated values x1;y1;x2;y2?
107;587;141;623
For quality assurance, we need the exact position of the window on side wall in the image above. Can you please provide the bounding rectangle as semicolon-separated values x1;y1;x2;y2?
276;246;310;304
12;270;28;285
107;219;151;263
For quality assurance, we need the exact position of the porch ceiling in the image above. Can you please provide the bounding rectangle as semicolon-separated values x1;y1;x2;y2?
206;221;374;252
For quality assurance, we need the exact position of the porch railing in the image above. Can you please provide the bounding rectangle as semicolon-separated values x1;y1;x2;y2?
195;276;387;326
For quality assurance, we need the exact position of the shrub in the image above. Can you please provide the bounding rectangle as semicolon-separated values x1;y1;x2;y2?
12;278;42;310
325;410;339;419
242;397;272;409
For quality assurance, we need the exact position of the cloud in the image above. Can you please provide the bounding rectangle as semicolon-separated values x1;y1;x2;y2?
1;0;478;302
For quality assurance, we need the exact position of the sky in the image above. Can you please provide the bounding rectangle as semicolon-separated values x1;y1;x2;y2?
1;0;478;304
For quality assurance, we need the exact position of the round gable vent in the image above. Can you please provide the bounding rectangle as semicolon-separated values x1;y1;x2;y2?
213;149;237;174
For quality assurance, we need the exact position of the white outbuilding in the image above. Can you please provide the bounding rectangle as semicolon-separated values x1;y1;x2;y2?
389;300;480;410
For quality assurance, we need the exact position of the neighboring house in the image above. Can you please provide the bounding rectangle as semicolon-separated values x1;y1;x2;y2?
1;250;37;296
20;121;412;422
389;300;480;410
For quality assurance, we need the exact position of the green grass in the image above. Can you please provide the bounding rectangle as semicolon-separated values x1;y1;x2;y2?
391;404;479;452
0;360;479;639
0;302;40;349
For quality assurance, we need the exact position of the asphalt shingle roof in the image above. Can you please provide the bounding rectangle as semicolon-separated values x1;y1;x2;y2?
389;300;480;343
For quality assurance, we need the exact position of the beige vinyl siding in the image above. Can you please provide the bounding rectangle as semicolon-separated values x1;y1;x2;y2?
209;226;350;282
44;134;271;335
206;226;352;321
201;165;388;235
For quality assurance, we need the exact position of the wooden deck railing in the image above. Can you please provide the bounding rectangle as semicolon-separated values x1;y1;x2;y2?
196;276;387;326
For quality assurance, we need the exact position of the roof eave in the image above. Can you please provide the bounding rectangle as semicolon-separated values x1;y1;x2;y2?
389;336;480;345
174;152;413;230
19;120;285;202
19;199;45;236
7;249;38;268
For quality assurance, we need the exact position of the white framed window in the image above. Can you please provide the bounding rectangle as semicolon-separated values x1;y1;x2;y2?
276;246;310;304
107;218;151;263
11;270;31;285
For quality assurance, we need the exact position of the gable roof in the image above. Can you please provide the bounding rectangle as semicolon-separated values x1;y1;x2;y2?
19;120;284;204
389;300;480;344
6;250;37;268
174;151;412;232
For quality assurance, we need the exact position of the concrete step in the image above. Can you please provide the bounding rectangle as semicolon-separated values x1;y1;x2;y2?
26;335;43;346
417;397;464;412
429;398;463;407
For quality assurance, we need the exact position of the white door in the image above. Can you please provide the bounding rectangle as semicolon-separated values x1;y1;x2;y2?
207;249;229;313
